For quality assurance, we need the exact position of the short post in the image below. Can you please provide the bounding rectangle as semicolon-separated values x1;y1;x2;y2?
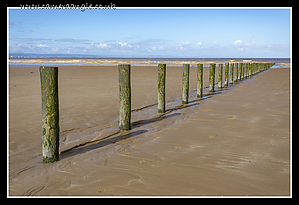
197;64;203;98
218;64;223;89
40;66;59;163
209;63;215;92
224;63;229;86
119;64;131;130
229;63;234;84
158;64;166;113
182;64;190;104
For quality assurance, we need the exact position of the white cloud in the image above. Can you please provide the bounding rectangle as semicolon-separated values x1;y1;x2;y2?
180;42;191;45
9;36;290;58
116;41;132;47
179;42;192;50
36;44;48;48
94;43;108;48
234;40;242;44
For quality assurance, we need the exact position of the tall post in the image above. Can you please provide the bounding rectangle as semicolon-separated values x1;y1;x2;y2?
158;64;166;113
218;64;223;89
234;63;238;83
40;66;59;163
182;64;190;104
197;64;203;98
229;63;234;84
252;63;256;75
242;63;245;79
224;63;229;86
240;63;243;80
119;64;131;130
209;63;215;92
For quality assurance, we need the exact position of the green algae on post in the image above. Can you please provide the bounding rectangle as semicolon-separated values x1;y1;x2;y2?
197;64;203;98
218;64;223;89
224;63;229;86
241;63;244;80
234;63;238;82
244;63;248;78
229;63;234;84
182;64;190;104
40;66;59;163
158;64;166;113
119;64;131;130
209;63;215;92
239;63;243;80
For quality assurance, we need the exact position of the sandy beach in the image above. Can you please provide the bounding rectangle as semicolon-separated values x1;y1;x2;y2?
8;64;290;196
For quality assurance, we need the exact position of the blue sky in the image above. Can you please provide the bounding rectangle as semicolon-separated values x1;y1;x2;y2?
9;8;291;58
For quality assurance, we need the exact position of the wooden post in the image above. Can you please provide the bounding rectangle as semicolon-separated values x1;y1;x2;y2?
218;64;223;89
197;64;203;98
238;63;242;80
234;63;238;82
40;66;59;163
229;63;234;84
182;64;190;104
240;63;244;80
119;64;131;130
209;63;215;92
158;64;166;113
252;63;256;74
224;63;229;86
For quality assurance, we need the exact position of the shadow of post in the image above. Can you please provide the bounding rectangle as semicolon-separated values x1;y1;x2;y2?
60;130;148;160
132;113;181;128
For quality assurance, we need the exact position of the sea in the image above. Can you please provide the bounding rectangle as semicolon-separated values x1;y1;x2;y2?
8;54;290;68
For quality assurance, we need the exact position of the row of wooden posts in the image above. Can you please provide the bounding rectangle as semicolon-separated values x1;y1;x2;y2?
39;62;275;163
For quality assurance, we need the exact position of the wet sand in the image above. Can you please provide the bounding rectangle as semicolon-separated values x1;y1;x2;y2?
8;65;290;196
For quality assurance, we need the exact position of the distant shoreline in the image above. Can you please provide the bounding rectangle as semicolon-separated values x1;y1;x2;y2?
8;57;290;67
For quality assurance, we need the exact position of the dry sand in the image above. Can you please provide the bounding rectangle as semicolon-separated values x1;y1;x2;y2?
8;65;290;196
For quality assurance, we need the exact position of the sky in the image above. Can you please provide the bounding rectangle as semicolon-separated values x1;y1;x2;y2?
8;8;291;58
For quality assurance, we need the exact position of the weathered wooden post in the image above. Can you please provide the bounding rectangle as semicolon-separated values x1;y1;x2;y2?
119;64;131;130
258;63;261;73
229;63;234;84
209;63;215;92
234;63;238;83
197;64;203;98
238;63;242;80
218;64;223;89
158;64;166;113
240;63;244;80
252;63;256;75
182;64;190;104
224;63;229;86
40;66;59;163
